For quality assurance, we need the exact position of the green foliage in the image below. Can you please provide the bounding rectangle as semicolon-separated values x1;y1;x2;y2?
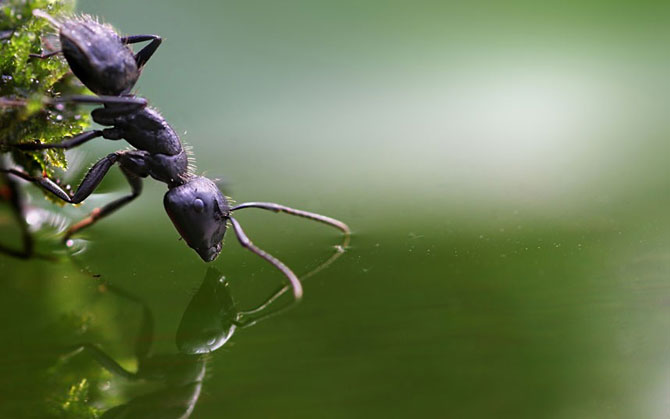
0;0;90;176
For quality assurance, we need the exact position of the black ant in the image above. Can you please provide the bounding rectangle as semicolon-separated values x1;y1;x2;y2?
1;11;350;300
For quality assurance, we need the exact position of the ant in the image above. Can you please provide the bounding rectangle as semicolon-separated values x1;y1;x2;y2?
1;11;350;300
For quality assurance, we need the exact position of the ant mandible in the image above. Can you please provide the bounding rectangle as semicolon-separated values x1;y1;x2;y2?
1;11;350;300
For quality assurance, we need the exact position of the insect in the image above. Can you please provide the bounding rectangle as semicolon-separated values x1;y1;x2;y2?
1;11;350;300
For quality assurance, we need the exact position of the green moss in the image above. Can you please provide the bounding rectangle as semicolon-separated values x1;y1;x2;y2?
0;0;91;176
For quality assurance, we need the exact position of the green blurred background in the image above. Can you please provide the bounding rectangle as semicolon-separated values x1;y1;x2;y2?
1;0;670;417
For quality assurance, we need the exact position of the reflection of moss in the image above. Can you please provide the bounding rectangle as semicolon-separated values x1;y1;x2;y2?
0;305;107;418
0;0;90;176
45;313;104;419
51;379;101;419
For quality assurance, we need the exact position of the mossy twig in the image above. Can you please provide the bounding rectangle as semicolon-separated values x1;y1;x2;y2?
1;0;91;176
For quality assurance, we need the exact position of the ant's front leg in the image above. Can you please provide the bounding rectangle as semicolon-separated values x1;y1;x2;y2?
121;34;162;69
12;96;143;151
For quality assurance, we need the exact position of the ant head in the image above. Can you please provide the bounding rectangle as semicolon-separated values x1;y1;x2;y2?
164;177;230;262
59;16;139;95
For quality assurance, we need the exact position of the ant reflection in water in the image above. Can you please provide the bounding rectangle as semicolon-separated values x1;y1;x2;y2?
66;268;302;418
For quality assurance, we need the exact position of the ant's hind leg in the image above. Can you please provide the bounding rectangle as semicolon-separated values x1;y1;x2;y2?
121;34;162;69
230;202;350;235
64;165;143;242
229;216;303;301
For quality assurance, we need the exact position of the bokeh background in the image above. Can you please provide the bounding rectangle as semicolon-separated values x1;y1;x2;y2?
1;0;670;417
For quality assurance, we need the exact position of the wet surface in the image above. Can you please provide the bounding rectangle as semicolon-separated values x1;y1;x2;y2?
2;0;670;417
2;197;670;417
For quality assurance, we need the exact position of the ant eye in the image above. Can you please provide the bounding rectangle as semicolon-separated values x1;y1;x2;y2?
193;198;205;213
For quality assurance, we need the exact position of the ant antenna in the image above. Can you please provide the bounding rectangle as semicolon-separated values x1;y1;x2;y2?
231;202;350;234
228;202;350;303
229;216;303;300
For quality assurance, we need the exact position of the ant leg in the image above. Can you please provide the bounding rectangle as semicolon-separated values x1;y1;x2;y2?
49;94;147;110
64;165;143;241
64;343;138;380
13;129;103;151
0;152;121;204
91;104;145;123
28;50;60;60
229;216;303;301
230;202;350;235
121;34;162;69
0;95;142;110
3;151;145;241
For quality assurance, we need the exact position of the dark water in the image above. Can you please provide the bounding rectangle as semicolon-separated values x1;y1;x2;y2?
2;0;670;417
